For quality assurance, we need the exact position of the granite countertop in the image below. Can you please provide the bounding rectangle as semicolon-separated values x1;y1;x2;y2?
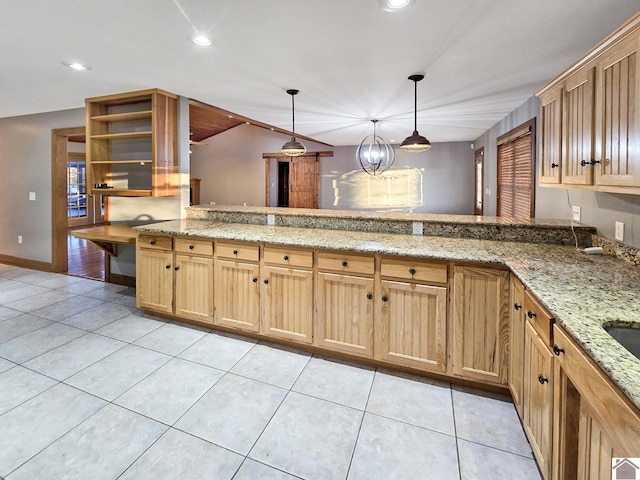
134;219;640;410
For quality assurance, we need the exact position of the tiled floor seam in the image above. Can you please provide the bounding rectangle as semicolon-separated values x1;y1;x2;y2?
450;384;464;480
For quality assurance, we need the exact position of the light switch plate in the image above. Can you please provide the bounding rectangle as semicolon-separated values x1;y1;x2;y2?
267;214;275;226
412;221;423;235
29;192;36;201
572;206;581;222
615;221;625;242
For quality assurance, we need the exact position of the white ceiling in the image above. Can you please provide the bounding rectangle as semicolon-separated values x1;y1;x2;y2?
1;1;639;146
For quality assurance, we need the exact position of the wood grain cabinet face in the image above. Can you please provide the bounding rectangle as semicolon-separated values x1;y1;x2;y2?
214;259;260;333
451;266;510;385
509;276;526;419
377;280;447;373
539;87;563;185
175;254;213;323
136;248;173;313
315;272;374;357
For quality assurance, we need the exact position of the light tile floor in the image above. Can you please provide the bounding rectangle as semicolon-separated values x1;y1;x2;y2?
0;264;542;480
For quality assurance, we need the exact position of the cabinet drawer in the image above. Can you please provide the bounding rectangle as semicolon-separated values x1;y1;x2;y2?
317;253;374;276
216;242;259;262
524;291;554;347
263;247;313;269
138;234;173;251
381;258;447;284
174;237;213;256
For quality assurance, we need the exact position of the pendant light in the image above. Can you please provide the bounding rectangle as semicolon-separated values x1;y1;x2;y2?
400;74;431;153
356;120;395;176
281;89;307;157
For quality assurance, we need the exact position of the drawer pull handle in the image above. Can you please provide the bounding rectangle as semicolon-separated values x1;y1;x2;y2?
514;303;522;310
165;264;171;269
233;250;238;255
551;162;559;169
252;277;258;283
150;240;156;245
409;268;416;275
283;255;289;261
367;293;373;300
263;279;269;285
527;311;536;319
553;345;565;356
189;245;194;250
342;261;348;267
538;374;549;385
381;295;389;302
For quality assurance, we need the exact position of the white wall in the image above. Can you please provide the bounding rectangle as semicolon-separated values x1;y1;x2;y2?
475;96;640;247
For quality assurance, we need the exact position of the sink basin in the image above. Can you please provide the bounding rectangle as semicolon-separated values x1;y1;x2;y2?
605;326;640;360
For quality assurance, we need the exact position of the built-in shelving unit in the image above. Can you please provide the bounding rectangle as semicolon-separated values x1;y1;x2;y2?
86;89;178;197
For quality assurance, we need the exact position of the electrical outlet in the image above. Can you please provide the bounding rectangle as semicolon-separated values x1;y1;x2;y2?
17;235;22;244
615;222;625;242
485;188;491;196
412;221;423;235
29;192;36;201
267;214;275;226
572;206;581;222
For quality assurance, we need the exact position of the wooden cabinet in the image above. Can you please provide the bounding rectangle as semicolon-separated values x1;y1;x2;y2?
376;258;448;373
86;89;178;197
174;254;213;323
262;246;314;344
539;87;563;185
315;253;374;356
508;275;526;418
451;265;510;385
137;246;173;313
214;242;260;333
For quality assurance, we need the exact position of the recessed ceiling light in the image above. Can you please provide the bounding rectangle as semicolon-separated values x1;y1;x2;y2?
379;0;416;12
63;61;91;71
190;33;212;46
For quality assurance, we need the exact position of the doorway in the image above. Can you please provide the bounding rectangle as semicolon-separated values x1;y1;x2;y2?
277;161;290;207
474;147;484;215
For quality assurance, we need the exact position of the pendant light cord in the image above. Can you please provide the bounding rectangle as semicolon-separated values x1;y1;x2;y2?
291;93;296;138
413;79;418;133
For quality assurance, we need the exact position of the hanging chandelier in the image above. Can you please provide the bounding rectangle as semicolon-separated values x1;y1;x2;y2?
281;89;307;157
400;74;431;153
356;119;395;176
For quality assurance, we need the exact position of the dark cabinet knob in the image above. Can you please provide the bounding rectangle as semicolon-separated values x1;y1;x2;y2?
591;159;601;166
233;250;238;255
553;345;565;356
165;264;171;269
527;311;536;319
174;266;179;271
551;163;558;169
252;277;258;283
581;160;589;167
381;295;389;302
342;261;348;267
514;303;522;310
283;255;289;261
263;279;269;285
409;268;416;275
150;240;156;245
189;245;194;250
538;374;549;385
367;293;373;300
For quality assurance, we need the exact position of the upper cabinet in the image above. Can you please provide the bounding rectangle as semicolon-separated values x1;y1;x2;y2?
86;89;178;197
536;13;640;194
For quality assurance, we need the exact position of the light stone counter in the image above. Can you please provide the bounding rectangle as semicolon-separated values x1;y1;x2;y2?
134;219;640;411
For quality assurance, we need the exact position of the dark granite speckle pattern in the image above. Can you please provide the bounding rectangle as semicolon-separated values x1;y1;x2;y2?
133;218;640;411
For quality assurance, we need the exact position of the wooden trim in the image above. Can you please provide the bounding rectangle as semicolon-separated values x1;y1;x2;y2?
51;126;85;273
107;273;136;287
0;254;52;272
265;157;271;206
85;88;177;103
497;119;534;145
474;147;484;215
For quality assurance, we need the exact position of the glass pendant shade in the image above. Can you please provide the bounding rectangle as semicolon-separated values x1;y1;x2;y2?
400;74;431;153
356;120;395;176
281;89;307;157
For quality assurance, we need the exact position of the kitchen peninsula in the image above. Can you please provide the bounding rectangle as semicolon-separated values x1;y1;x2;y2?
134;205;640;479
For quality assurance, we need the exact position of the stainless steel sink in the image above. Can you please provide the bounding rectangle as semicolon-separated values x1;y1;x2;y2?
605;326;640;360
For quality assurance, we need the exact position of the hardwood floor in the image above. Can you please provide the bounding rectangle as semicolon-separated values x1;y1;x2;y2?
67;233;105;281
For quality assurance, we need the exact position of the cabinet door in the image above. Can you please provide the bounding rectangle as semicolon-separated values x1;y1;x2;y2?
563;67;596;185
175;254;213;323
452;266;510;385
262;266;313;344
595;35;640;187
214;259;260;332
136;248;173;313
315;272;374;358
539;87;563;184
377;280;447;373
524;322;554;480
508;276;526;418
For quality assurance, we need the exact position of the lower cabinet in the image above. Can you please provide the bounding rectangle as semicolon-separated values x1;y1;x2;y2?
451;265;510;385
175;254;213;323
137;247;173;313
214;259;260;332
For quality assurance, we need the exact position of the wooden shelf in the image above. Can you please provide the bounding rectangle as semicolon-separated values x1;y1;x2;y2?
91;188;152;197
91;110;153;122
91;131;152;140
90;160;152;165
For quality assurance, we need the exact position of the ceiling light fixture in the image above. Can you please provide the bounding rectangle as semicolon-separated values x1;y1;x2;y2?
400;74;431;153
379;0;416;12
63;62;90;71
191;33;212;46
356;120;395;176
281;89;307;157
